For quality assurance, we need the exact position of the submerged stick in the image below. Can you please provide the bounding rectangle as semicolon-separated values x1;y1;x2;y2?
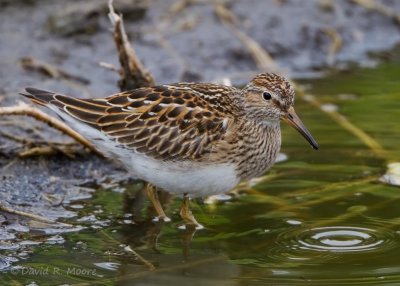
295;87;388;160
124;245;156;271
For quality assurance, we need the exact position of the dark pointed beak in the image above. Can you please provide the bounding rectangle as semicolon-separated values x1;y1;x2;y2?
283;106;318;150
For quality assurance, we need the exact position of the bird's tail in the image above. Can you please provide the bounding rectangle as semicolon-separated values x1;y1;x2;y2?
20;87;58;106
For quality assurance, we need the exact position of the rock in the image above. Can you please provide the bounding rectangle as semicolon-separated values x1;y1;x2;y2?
47;0;148;37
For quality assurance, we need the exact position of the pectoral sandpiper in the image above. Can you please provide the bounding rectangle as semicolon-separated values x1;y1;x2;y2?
22;73;318;229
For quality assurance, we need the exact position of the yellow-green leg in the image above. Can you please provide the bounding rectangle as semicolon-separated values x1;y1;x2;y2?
146;183;171;222
179;193;204;230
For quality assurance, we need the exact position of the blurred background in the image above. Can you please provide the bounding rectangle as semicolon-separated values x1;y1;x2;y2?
0;0;400;285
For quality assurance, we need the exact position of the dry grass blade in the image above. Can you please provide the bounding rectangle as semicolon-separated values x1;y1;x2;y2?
0;130;79;158
0;130;34;145
20;57;90;84
108;0;155;91
18;146;74;158
168;0;190;17
296;87;388;160
351;0;400;24
0;101;100;156
99;61;121;74
282;176;376;203
321;28;343;65
214;3;277;71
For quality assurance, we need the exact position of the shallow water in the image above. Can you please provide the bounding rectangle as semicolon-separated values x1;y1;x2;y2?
2;56;400;285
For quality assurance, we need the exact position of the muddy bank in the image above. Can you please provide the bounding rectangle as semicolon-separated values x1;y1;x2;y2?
0;0;400;253
1;1;399;95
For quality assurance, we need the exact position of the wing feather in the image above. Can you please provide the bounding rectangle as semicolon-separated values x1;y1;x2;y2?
21;85;235;160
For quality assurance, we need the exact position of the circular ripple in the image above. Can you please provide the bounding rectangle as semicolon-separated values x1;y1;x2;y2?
269;225;396;263
295;226;389;252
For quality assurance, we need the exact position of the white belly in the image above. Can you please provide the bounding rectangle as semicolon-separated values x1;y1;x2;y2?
52;109;240;197
126;154;240;197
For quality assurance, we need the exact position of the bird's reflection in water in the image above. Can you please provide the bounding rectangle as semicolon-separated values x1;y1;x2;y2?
121;183;197;257
115;183;239;285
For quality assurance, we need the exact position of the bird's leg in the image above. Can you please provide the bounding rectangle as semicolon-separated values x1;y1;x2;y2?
179;193;204;230
146;183;171;222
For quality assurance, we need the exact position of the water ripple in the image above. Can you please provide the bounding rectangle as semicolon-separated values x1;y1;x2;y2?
269;224;396;262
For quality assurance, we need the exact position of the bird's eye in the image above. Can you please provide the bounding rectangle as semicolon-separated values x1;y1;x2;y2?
262;91;272;100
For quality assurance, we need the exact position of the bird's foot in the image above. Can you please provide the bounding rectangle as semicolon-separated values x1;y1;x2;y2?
179;193;204;230
178;223;204;230
152;216;171;223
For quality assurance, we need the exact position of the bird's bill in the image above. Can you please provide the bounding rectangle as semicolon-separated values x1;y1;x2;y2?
283;106;319;150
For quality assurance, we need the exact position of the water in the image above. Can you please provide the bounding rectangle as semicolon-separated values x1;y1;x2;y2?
1;54;400;285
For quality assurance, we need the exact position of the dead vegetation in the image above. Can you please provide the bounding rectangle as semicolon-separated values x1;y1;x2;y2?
108;0;155;90
0;101;98;157
20;57;90;85
351;0;400;24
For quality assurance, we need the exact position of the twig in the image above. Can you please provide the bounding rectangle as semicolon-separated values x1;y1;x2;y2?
20;57;90;85
99;61;122;74
0;130;35;145
2;131;76;147
108;0;155;91
0;128;82;158
166;0;232;19
0;101;101;156
18;146;76;158
0;203;72;227
0;158;19;172
42;193;65;207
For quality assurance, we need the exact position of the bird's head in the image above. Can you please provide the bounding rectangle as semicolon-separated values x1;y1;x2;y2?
241;73;318;150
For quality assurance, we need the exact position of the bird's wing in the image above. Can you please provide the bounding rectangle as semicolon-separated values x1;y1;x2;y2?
21;85;233;160
171;83;239;113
